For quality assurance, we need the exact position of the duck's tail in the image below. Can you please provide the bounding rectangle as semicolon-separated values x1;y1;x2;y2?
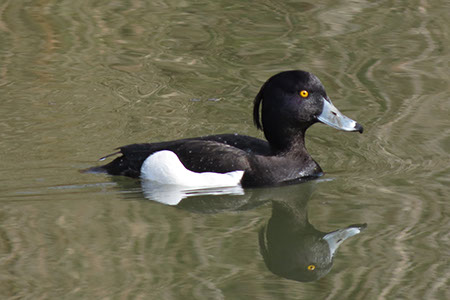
80;150;122;175
80;165;109;174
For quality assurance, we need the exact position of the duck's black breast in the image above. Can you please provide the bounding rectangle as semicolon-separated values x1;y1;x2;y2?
242;154;322;187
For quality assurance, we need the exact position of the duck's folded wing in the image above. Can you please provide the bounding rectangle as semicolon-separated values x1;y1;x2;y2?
171;139;251;174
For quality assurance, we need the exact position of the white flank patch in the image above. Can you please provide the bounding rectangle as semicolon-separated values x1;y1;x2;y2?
140;150;244;188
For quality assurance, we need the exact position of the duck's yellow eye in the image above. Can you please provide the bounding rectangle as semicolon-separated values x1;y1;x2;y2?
300;90;309;98
307;264;315;271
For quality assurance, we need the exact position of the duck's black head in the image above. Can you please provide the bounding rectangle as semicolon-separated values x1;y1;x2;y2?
253;70;363;152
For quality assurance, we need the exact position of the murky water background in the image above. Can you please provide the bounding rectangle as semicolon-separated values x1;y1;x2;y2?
1;0;449;299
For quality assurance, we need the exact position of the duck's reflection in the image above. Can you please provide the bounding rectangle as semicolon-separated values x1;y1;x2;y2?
258;183;366;282
128;179;366;282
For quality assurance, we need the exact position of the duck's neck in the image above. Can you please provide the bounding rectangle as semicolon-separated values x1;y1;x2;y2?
266;128;309;157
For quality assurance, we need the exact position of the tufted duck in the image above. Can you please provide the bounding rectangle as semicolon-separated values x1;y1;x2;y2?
86;70;363;188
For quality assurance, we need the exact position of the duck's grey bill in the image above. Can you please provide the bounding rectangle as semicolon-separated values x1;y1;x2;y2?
318;99;363;133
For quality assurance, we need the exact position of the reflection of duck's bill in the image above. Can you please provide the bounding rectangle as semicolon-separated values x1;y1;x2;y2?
318;98;364;133
323;223;367;257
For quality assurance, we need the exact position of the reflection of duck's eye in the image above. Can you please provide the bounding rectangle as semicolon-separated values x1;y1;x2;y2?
307;264;316;271
299;90;309;98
